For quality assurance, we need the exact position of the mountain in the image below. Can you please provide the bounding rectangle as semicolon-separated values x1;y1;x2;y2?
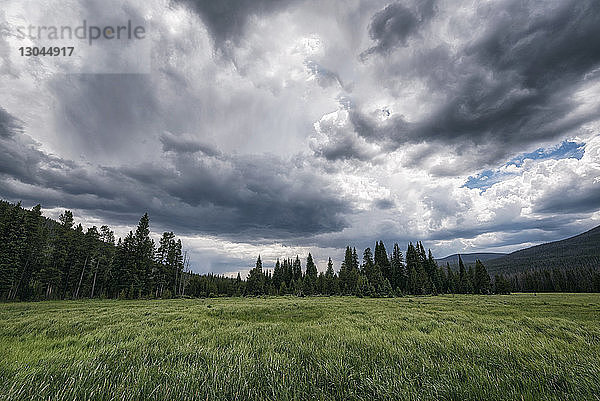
482;225;600;275
437;253;507;265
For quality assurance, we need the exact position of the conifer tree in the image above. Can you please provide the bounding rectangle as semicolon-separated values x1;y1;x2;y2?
10;204;44;300
56;210;75;299
316;272;325;294
427;249;440;294
246;255;265;295
458;255;467;294
352;248;359;271
304;253;318;295
374;241;392;283
292;256;302;281
279;281;287;295
325;257;335;295
272;258;283;290
156;232;175;297
493;274;511;294
390;243;405;293
0;203;23;299
406;242;425;294
446;263;455;293
474;259;491;294
466;265;475;294
132;213;155;297
362;247;374;280
339;247;353;294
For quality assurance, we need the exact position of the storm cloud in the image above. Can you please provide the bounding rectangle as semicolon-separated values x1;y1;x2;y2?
360;1;436;59
1;0;599;273
179;0;303;46
324;0;600;172
0;122;350;239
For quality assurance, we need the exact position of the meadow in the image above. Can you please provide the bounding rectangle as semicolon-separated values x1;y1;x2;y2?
1;294;599;401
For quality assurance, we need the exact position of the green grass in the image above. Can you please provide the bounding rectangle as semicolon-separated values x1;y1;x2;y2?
1;294;599;400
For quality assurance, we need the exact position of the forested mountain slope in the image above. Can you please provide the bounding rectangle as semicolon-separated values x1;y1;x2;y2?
437;253;507;265
484;225;600;275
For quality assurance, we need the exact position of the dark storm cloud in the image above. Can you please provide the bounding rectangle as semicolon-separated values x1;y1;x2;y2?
413;0;600;145
160;132;221;156
425;217;578;244
361;3;419;58
0;107;21;138
0;108;48;182
312;133;378;162
117;149;350;238
374;198;395;210
0;121;350;239
360;1;436;59
535;187;600;215
49;74;161;158
333;0;600;172
178;0;302;46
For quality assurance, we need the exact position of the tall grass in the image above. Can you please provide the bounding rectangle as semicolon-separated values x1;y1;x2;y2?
1;294;599;400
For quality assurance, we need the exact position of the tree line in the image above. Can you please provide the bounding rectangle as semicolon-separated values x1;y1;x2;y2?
506;266;600;293
0;200;190;300
240;244;506;297
2;200;598;300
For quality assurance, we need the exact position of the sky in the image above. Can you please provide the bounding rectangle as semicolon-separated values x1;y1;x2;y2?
1;0;600;276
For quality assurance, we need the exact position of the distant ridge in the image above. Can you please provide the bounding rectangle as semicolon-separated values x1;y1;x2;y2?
479;225;600;275
436;253;506;265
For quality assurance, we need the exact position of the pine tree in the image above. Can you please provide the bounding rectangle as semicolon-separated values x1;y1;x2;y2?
0;203;23;299
374;241;392;283
466;265;474;294
446;263;455;293
493;274;511;294
356;275;371;298
362;247;374;280
427;249;440;294
416;242;431;293
370;263;392;297
56;210;75;299
474;260;491;294
272;258;283;290
390;243;405;293
406;242;427;294
292;256;302;282
339;247;353;294
246;255;265;295
281;259;291;287
325;257;335;295
93;225;115;298
352;248;359;271
304;253;318;295
132;213;155;297
458;255;467;294
408;265;418;294
10;204;44;300
156;232;175;297
279;281;287;295
111;232;135;297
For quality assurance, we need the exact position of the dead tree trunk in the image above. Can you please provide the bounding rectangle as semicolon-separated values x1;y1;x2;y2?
75;255;89;299
90;259;100;298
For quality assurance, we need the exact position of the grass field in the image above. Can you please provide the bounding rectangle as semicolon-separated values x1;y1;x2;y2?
1;294;599;401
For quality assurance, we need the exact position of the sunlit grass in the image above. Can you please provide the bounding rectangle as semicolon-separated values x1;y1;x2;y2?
1;294;599;400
